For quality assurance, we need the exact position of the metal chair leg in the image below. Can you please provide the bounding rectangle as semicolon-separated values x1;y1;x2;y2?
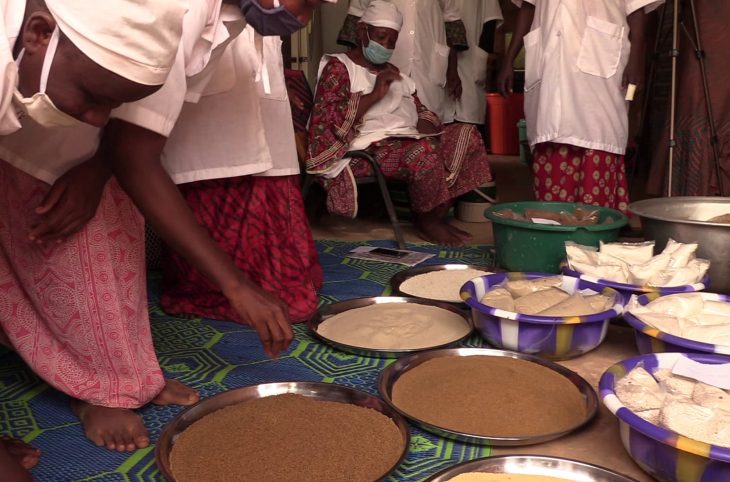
352;151;406;250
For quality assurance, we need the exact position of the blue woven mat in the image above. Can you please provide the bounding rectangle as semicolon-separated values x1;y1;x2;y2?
1;240;495;481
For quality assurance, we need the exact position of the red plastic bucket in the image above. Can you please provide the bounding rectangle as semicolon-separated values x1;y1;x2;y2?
486;93;524;155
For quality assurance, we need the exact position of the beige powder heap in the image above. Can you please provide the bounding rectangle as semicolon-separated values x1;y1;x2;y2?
449;474;572;482
317;303;470;350
399;268;491;302
392;356;586;437
170;393;404;482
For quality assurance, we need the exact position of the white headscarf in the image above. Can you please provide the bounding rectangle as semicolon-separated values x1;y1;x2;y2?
360;0;403;32
46;0;188;86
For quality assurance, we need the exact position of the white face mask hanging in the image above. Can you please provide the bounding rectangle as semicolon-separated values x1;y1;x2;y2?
14;27;85;128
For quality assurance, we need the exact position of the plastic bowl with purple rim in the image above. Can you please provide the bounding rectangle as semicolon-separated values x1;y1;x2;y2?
560;260;709;303
623;291;730;356
600;352;730;482
461;272;624;360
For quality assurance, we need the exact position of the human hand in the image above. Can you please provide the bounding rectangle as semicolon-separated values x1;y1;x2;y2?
224;277;294;358
372;65;401;100
417;119;440;135
622;49;645;92
29;157;110;245
496;64;514;97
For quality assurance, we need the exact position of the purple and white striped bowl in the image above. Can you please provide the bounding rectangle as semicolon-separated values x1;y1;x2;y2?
461;273;624;360
600;352;730;482
560;260;709;304
624;292;730;356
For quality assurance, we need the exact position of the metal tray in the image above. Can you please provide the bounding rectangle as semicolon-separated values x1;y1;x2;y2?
307;296;473;358
155;382;410;482
427;455;638;481
390;264;494;305
378;348;598;446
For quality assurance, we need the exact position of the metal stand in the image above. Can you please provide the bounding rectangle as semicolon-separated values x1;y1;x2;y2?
661;0;723;196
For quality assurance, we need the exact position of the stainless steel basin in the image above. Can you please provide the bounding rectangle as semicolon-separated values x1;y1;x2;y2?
630;197;730;294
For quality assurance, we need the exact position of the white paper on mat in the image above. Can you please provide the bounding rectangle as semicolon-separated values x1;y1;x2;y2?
347;246;435;267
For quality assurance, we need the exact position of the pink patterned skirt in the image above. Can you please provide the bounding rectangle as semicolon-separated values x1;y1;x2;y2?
0;160;164;408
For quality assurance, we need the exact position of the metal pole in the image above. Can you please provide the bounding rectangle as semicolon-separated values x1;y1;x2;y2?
684;0;724;194
667;0;680;197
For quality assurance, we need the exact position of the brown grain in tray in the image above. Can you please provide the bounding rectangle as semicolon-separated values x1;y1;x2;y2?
170;393;404;482
392;356;586;437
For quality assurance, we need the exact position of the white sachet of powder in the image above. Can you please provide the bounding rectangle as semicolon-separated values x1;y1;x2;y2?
646;293;705;318
703;301;730;317
616;366;666;412
692;383;730;413
600;240;655;265
480;287;515;312
513;287;570;315
629;253;672;285
661;239;697;266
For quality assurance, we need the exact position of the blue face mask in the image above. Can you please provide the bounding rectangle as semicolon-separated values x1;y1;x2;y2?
240;0;305;36
363;30;394;65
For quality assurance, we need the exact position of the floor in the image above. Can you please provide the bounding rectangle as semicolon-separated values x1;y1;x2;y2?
309;155;533;244
306;154;655;482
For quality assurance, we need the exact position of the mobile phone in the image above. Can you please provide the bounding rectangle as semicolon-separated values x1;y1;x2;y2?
370;248;409;258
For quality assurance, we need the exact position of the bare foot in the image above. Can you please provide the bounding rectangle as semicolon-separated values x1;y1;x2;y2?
71;401;149;452
446;223;473;242
0;439;34;482
152;379;199;406
1;436;40;470
415;219;465;246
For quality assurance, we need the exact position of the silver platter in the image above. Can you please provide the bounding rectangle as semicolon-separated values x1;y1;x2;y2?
427;455;638;481
307;296;473;358
390;264;494;305
155;382;410;482
378;348;598;446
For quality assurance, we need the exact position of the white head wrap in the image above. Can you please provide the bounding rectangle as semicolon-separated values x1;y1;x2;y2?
45;0;188;86
360;0;402;32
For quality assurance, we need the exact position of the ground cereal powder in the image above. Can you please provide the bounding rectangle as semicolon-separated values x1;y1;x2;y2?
170;393;404;482
392;356;586;437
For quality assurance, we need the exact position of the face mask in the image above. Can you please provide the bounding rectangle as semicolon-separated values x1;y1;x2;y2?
240;0;306;36
363;30;393;65
14;27;84;129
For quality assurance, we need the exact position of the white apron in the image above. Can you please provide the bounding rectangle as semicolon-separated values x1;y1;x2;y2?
515;0;663;155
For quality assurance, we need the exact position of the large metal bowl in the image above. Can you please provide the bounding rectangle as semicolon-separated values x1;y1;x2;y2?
378;347;598;446
155;382;410;481
427;455;638;481
630;197;730;294
308;297;473;358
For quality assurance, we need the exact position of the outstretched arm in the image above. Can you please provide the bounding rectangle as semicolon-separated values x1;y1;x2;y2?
105;119;293;358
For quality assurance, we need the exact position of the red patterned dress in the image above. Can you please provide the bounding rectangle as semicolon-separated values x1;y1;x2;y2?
160;175;322;324
306;57;492;218
532;143;629;213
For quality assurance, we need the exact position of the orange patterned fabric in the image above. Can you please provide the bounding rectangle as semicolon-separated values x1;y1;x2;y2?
0;160;164;408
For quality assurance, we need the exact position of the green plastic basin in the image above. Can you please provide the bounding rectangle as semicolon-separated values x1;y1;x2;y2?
485;202;629;273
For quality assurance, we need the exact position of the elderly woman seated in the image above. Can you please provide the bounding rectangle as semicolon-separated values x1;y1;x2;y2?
306;0;492;246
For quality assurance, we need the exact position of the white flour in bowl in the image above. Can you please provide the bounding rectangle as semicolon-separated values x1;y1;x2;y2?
317;303;470;350
399;269;491;302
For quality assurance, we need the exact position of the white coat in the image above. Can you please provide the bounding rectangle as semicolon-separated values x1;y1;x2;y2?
112;4;298;184
515;0;663;155
444;0;503;124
